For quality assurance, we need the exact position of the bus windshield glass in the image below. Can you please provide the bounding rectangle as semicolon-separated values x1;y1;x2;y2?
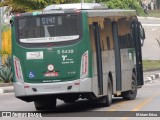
18;14;81;43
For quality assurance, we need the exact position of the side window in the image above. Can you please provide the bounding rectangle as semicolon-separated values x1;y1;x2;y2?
104;18;114;50
126;19;134;48
117;18;134;49
89;24;96;52
117;18;127;49
88;17;114;51
99;21;105;51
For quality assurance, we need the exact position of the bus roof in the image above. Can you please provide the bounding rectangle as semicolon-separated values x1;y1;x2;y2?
85;10;136;17
44;3;136;17
44;3;107;11
14;3;136;18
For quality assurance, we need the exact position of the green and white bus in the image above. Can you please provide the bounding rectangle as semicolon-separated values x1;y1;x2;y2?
11;3;145;110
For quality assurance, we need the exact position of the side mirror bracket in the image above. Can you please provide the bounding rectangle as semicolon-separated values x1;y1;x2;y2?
139;22;145;46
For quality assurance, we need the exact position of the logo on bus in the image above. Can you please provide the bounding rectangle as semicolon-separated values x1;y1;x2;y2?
29;72;36;78
48;64;54;71
26;51;43;60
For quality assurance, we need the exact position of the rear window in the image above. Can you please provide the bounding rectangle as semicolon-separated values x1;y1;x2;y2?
17;14;82;46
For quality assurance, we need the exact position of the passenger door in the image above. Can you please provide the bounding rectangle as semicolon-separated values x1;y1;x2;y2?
92;22;103;95
112;21;122;91
132;21;144;87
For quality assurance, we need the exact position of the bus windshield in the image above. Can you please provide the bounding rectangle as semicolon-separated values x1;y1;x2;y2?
18;14;81;43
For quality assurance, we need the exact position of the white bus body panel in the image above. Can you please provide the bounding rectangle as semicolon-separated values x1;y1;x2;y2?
14;78;93;97
92;49;134;97
120;49;134;91
92;50;117;97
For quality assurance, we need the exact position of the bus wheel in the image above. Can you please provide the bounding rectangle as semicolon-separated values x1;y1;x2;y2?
34;97;56;110
122;73;137;100
99;78;112;107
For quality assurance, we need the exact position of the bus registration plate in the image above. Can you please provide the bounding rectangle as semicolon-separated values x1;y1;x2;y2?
44;72;59;77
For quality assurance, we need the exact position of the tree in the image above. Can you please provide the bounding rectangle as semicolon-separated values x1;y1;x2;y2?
0;0;79;13
104;0;144;15
0;0;144;14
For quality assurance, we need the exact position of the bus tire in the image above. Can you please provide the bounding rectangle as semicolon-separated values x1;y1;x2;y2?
99;78;112;107
34;97;56;110
122;72;137;100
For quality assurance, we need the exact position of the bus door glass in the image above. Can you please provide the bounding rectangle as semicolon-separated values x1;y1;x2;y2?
92;22;103;95
131;21;144;86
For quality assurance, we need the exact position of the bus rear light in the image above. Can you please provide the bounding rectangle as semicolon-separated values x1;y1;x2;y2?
75;10;81;13
24;86;30;88
13;56;24;83
80;51;88;79
16;14;21;16
74;82;80;85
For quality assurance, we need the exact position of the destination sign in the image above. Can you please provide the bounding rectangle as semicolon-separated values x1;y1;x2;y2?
42;10;65;14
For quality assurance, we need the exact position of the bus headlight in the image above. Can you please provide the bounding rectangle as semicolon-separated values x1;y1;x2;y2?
13;56;24;83
80;51;88;79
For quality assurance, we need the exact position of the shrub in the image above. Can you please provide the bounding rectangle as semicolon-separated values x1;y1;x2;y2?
0;55;13;83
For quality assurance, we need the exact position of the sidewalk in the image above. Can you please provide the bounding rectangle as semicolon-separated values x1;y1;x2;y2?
144;70;160;84
0;70;160;94
0;86;14;93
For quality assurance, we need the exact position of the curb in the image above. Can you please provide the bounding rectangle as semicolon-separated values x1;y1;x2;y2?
0;86;14;94
142;24;160;26
144;73;160;84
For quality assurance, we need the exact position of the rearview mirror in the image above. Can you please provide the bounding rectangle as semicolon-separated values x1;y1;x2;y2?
140;27;145;40
139;22;145;46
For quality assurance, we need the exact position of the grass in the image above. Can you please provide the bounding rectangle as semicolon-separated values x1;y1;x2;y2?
146;10;160;18
0;79;3;82
143;60;160;70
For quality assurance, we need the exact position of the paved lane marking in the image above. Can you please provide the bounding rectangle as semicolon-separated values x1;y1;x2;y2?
108;100;128;111
120;92;160;120
132;92;160;111
121;118;128;120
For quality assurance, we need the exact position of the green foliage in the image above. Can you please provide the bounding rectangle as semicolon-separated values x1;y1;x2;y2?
0;0;80;13
0;50;10;55
143;60;160;70
0;0;144;15
2;24;10;32
0;55;13;83
0;0;51;13
104;0;144;15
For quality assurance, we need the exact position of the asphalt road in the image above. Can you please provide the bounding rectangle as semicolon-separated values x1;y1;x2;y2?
138;17;160;25
0;76;160;120
137;17;160;60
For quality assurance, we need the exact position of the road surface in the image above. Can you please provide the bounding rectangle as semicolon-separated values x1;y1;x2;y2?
138;17;160;60
0;74;160;120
